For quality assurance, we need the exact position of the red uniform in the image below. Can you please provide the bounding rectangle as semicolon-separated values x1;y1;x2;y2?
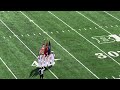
44;46;48;57
39;47;45;54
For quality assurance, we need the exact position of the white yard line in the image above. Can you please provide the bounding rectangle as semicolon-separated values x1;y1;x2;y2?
0;19;58;79
103;11;120;22
20;11;99;79
48;11;120;67
0;57;17;79
76;11;112;35
75;11;120;63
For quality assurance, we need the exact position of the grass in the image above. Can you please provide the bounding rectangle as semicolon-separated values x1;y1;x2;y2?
0;11;120;79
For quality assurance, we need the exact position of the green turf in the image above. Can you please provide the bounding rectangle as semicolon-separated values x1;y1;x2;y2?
1;11;120;79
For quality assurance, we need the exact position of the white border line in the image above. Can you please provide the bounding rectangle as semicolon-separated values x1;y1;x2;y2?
76;11;112;35
0;57;17;79
48;11;120;66
20;11;99;79
0;19;58;79
103;11;120;22
75;11;120;64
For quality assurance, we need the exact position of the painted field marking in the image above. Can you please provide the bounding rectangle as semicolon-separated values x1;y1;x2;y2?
103;11;120;22
110;25;113;27
76;11;112;35
0;57;17;79
89;28;92;30
68;30;70;32
48;11;120;70
105;26;108;28
0;19;58;79
21;34;23;37
84;28;87;30
56;31;59;33
54;59;61;61
39;33;41;35
9;36;11;38
116;25;118;27
95;27;97;29
27;34;30;36
20;11;99;79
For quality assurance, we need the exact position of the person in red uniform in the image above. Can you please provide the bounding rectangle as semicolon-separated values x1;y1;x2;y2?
44;42;48;57
39;44;45;55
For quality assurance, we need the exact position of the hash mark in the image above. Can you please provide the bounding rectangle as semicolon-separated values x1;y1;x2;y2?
115;25;118;27
39;33;41;35
105;26;108;28
27;34;30;36
95;27;97;29
9;36;11;38
84;28;87;30
110;25;113;27
56;31;59;33
89;28;92;30
68;30;70;32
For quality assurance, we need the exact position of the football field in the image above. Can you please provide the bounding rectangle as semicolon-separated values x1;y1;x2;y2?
1;11;120;79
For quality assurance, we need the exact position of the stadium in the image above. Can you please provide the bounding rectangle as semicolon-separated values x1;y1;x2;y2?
0;11;120;79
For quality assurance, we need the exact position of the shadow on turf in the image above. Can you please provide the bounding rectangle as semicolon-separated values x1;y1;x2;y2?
29;66;53;78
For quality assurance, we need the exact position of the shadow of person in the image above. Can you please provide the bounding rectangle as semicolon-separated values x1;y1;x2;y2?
29;66;53;78
29;68;39;77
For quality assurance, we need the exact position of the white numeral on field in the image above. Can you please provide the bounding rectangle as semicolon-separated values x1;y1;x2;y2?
31;61;38;67
95;50;120;59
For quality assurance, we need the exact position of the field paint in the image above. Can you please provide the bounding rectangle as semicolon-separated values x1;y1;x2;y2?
115;25;118;27
20;11;99;79
54;59;61;61
62;30;64;32
89;28;92;30
105;26;108;28
56;31;59;33
1;19;58;79
95;27;97;29
112;76;115;79
78;29;81;31
76;12;120;60
21;11;99;79
21;34;23;37
39;33;41;35
68;30;70;32
27;34;30;36
103;11;120;22
76;11;112;35
105;77;108;79
0;57;17;79
84;28;87;30
29;19;33;22
51;32;53;34
110;25;113;27
9;36;11;38
48;11;120;71
1;14;58;79
33;33;36;35
3;36;5;39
